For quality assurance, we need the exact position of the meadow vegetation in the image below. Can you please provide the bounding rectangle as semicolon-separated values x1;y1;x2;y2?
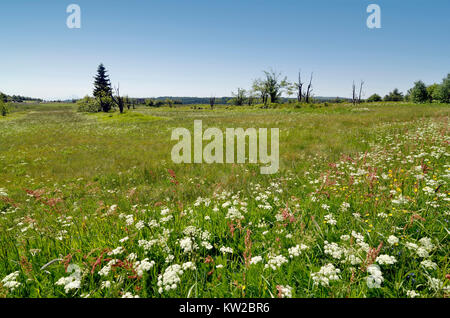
0;101;449;298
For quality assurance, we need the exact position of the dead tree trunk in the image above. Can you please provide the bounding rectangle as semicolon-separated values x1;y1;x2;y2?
358;80;364;104
297;71;304;102
352;82;357;106
305;72;313;103
111;84;125;114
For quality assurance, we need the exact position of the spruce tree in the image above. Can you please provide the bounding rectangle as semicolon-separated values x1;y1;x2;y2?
93;64;113;112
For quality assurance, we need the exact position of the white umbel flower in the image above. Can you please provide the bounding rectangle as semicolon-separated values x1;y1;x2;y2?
311;264;341;287
1;271;21;291
376;254;397;265
366;264;384;288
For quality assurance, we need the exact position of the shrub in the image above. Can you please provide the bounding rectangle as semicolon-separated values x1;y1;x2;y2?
367;94;382;102
77;96;100;113
384;89;404;102
0;100;8;116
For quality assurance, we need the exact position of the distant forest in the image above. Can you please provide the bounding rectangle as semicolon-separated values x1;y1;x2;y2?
1;94;43;103
107;96;349;105
1;95;349;105
147;96;347;105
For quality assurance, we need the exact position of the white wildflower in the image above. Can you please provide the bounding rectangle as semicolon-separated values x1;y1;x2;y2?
250;256;263;265
288;244;308;258
277;285;293;298
135;258;155;277
366;264;383;288
311;264;341;287
421;260;437;270
1;271;21;291
387;235;399;245
265;254;288;270
108;246;124;256
376;255;397;265
219;246;233;254
406;290;420;298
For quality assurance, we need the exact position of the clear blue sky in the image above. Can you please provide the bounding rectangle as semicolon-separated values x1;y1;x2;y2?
0;0;449;100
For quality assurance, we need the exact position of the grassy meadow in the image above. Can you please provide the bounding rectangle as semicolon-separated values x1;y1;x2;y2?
0;102;449;298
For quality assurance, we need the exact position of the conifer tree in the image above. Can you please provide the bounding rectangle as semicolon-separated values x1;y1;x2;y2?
93;64;113;112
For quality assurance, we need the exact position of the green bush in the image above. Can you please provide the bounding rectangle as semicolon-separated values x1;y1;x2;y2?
384;89;404;102
0;101;8;116
367;94;382;102
77;96;100;113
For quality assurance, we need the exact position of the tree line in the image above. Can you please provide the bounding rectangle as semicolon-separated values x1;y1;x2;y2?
4;64;448;117
366;74;450;104
76;64;450;114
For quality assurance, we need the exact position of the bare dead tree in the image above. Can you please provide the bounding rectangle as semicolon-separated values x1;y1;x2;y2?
296;70;304;102
111;84;125;114
352;81;357;106
209;96;216;110
305;72;313;103
358;80;365;104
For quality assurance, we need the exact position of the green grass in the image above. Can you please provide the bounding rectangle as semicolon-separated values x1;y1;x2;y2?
86;111;168;123
0;102;449;298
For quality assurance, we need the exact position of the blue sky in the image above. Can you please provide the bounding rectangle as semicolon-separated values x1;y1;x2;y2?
0;0;449;100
